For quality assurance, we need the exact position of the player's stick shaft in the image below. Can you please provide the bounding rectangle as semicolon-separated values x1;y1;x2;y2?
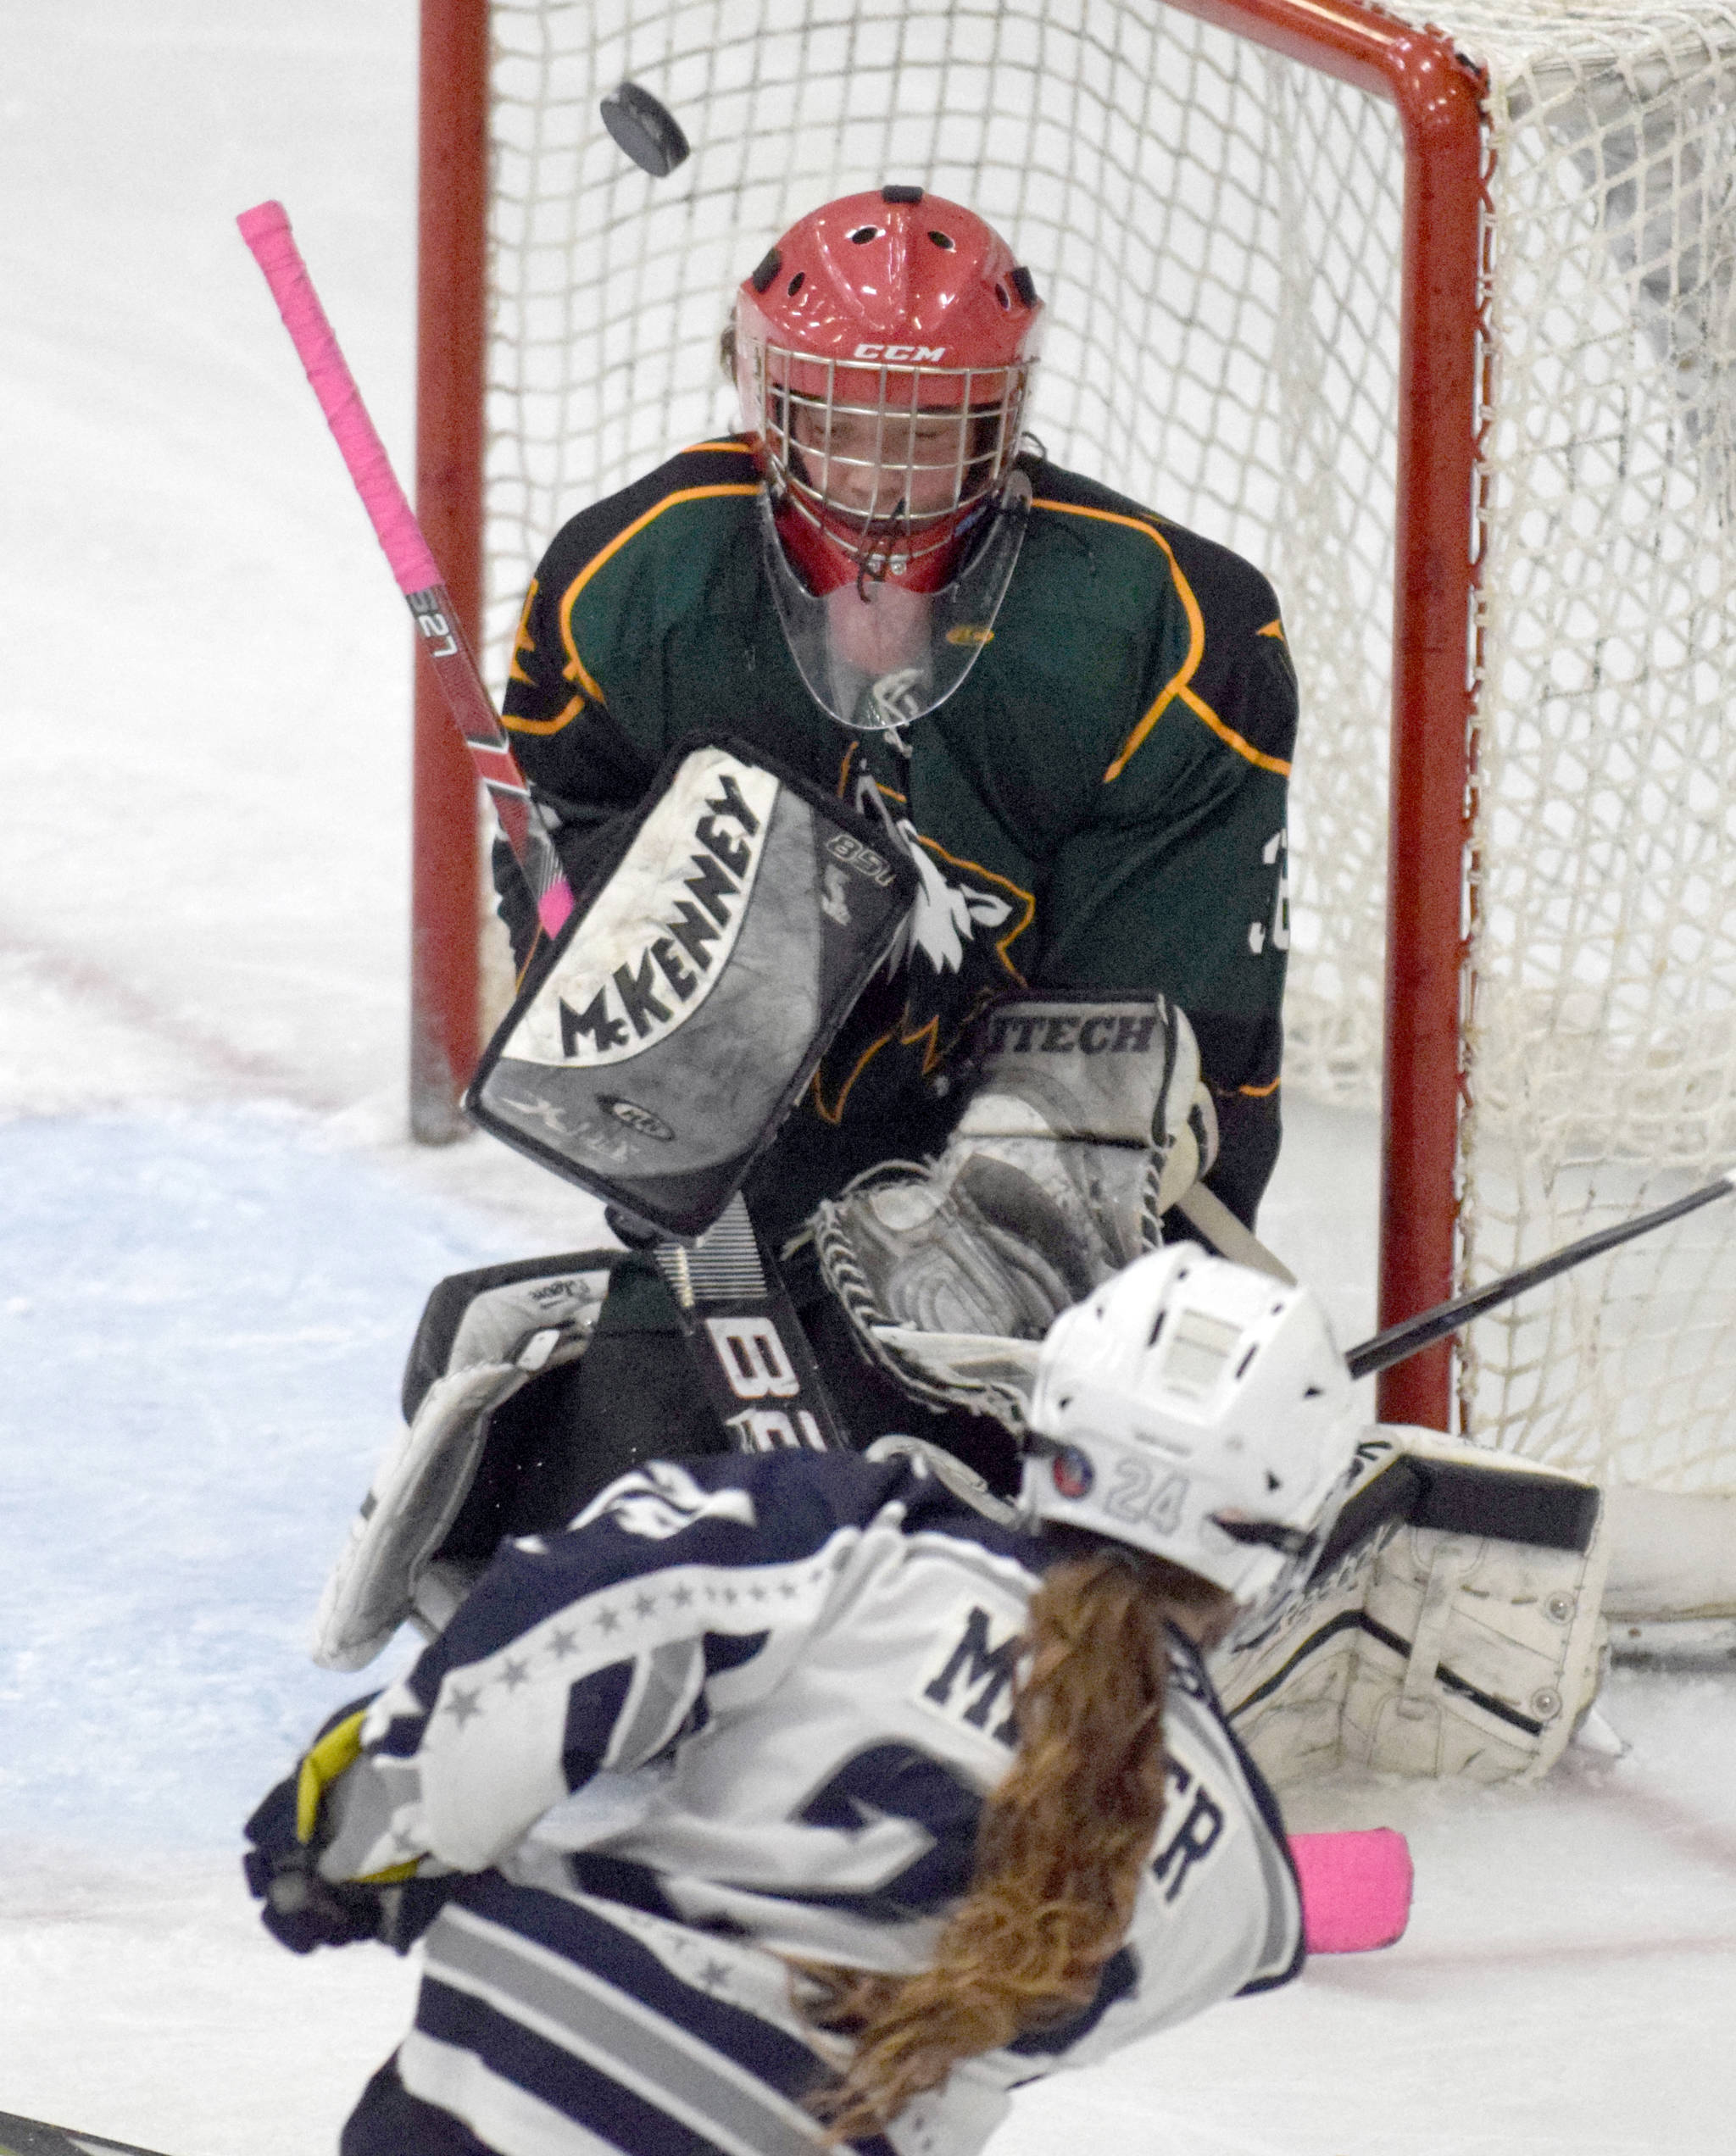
0;2108;176;2156
235;199;573;937
1345;1170;1736;1381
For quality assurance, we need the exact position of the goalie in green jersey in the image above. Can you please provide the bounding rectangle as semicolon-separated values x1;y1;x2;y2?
476;182;1299;1506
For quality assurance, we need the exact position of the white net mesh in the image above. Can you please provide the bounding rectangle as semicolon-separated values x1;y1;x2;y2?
482;0;1736;1499
1442;3;1736;1494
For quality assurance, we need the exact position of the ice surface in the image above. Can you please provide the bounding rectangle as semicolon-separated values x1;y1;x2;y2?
1;7;1732;2153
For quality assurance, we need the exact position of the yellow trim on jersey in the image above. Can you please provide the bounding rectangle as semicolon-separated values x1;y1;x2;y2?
691;439;758;456
554;481;763;712
1032;499;1292;784
833;742;910;810
502;697;587;736
1238;1074;1282;1098
507;578;539;687
1257;617;1286;642
1178;692;1291;779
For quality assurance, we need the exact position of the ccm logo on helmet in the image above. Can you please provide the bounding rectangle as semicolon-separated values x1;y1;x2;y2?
852;342;948;362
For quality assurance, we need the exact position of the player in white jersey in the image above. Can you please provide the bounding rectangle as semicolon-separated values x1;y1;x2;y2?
246;1250;1358;2154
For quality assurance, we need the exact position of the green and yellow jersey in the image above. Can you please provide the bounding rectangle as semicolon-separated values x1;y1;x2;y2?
497;437;1296;1265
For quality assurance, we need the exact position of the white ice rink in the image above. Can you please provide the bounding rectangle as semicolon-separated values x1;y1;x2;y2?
2;7;1733;2151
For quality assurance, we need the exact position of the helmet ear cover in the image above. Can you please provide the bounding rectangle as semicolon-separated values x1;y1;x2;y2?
1021;1248;1361;1605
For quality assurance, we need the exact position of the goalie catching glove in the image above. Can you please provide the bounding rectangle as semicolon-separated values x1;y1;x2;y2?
813;992;1216;1409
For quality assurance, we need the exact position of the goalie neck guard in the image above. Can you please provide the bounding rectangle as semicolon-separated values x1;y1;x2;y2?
1023;1248;1360;1603
736;186;1043;739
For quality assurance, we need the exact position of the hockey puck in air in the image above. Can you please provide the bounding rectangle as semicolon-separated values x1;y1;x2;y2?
601;82;691;177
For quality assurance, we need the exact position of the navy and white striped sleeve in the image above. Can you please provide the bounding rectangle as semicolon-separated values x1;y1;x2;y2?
319;1453;919;1879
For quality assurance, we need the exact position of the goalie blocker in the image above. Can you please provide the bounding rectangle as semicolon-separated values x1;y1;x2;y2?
467;734;915;1239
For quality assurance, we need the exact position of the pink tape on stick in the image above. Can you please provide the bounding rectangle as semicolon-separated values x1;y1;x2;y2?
1288;1829;1413;1954
237;199;575;942
236;200;440;596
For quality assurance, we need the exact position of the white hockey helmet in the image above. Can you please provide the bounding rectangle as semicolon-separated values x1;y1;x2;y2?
1022;1247;1360;1602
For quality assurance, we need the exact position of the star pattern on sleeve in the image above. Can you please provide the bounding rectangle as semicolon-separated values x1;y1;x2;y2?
426;1547;849;1734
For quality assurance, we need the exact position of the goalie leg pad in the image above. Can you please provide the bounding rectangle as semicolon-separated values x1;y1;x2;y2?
313;1254;615;1670
1213;1425;1611;1789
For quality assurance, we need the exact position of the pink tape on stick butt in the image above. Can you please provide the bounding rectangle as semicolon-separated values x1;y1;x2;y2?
236;201;439;595
1288;1829;1413;1954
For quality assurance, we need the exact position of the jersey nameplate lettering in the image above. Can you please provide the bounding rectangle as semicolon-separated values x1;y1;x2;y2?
916;1599;1024;1748
1151;1753;1227;1903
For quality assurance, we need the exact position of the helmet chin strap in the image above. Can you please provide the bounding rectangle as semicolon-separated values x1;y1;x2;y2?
849;498;917;592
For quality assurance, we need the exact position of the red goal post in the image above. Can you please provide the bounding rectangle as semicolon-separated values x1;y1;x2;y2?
410;0;490;1146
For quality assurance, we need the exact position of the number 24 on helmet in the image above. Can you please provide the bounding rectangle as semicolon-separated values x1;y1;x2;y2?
1025;1247;1362;1605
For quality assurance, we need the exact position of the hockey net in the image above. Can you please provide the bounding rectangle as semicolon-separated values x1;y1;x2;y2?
465;0;1736;1572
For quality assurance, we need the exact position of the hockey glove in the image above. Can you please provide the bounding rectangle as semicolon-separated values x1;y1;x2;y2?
814;994;1216;1413
242;1700;448;1955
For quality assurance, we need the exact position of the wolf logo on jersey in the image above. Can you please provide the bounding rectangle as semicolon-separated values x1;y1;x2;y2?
851;774;1024;985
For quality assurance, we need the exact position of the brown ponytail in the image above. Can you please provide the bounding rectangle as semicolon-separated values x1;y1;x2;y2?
798;1546;1230;2142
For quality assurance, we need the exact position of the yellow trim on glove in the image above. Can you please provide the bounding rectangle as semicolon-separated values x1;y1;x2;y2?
357;1856;422;1886
296;1708;370;1843
295;1708;424;1885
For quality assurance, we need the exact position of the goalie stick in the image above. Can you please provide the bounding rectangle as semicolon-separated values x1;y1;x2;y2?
650;1192;846;1449
235;200;570;940
235;200;843;1453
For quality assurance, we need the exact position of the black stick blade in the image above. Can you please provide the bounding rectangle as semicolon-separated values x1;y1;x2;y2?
601;82;691;177
1344;1170;1736;1382
0;2112;176;2156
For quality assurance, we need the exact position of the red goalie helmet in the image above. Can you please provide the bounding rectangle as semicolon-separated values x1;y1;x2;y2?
734;186;1044;597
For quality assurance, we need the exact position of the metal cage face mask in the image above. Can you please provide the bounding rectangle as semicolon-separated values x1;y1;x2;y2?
754;341;1034;583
